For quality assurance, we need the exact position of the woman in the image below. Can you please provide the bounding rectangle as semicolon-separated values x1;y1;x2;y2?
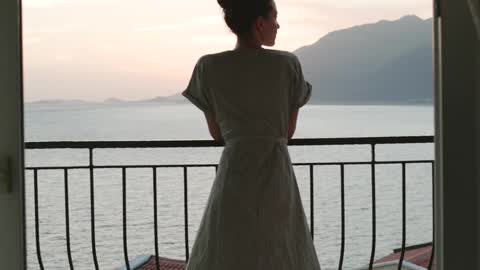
182;0;321;269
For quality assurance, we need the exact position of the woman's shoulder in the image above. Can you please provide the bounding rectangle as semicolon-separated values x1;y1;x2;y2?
262;49;302;70
201;49;298;60
192;52;230;68
262;49;298;60
193;49;299;71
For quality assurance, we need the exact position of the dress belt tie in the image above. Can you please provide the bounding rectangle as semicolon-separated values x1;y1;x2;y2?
225;136;288;146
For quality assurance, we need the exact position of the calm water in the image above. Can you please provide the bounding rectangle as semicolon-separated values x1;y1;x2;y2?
25;103;434;270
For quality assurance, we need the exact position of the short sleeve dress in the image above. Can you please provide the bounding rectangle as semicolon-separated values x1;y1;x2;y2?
182;49;321;270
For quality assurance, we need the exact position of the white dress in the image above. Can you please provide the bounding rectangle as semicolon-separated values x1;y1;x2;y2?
182;48;321;270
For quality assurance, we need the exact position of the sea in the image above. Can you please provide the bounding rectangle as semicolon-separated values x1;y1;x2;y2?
24;103;434;270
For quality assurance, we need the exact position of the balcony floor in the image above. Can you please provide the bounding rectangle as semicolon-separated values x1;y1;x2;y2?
135;256;186;270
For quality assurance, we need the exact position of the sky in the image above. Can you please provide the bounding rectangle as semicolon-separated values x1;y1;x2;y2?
22;0;432;102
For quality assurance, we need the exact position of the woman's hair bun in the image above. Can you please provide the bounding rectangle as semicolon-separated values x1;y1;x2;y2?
217;0;273;37
217;0;232;9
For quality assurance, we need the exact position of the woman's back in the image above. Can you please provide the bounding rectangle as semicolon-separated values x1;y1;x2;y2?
183;49;321;270
183;49;311;142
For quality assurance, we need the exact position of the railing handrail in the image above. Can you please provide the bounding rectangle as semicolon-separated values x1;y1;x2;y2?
25;135;434;149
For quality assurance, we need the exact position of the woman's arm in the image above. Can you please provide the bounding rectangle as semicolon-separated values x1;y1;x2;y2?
204;112;223;142
288;109;299;139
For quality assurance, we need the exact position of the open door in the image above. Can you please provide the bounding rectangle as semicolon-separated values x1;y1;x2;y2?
435;0;480;269
0;0;26;269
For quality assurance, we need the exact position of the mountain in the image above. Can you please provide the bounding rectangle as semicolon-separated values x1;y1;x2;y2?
294;15;433;105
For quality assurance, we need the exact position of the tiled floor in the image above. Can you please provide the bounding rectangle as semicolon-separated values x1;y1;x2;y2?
375;243;434;269
136;256;186;270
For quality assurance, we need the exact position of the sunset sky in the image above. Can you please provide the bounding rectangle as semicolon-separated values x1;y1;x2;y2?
22;0;432;102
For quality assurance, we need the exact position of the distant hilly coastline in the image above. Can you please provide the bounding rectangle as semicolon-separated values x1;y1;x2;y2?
27;94;187;105
28;15;433;106
27;99;93;105
102;94;187;104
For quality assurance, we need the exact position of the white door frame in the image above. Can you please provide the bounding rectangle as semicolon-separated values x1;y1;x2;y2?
0;0;26;269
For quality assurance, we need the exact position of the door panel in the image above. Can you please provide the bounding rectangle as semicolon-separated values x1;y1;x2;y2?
0;0;26;269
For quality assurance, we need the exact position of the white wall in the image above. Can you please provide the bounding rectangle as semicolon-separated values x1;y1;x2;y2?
0;0;26;269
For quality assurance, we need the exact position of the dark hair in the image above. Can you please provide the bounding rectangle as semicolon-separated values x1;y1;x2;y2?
217;0;274;37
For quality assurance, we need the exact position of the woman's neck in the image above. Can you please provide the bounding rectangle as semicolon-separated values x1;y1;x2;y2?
234;36;263;50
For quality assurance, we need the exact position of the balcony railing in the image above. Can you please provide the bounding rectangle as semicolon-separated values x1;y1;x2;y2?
25;136;434;270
